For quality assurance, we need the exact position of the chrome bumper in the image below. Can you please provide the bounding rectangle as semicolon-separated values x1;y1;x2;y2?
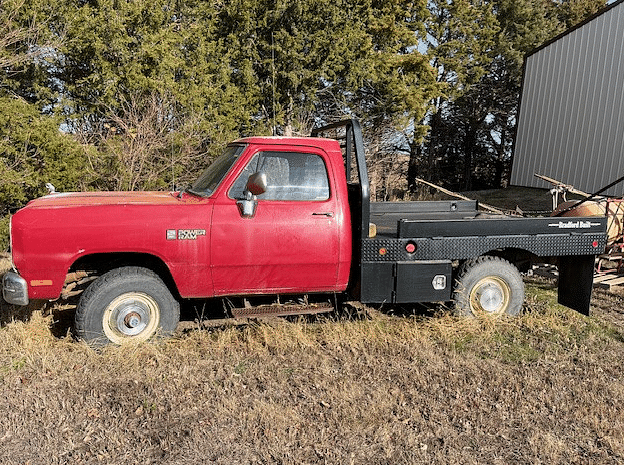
2;272;29;306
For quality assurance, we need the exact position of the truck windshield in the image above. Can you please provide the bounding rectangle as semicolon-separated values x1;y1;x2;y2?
188;144;247;197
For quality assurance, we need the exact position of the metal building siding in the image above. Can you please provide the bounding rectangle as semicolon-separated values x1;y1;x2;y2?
511;1;624;196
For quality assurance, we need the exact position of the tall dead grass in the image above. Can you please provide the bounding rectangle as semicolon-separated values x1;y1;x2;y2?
0;278;623;464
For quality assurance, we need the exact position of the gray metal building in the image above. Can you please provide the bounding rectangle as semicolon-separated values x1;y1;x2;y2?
511;0;624;196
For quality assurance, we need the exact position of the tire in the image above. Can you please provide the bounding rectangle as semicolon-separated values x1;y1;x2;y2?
453;256;525;317
75;267;180;345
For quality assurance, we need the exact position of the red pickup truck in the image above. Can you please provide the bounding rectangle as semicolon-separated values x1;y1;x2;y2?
2;120;607;344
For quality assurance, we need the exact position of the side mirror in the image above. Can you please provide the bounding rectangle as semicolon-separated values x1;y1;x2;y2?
245;172;267;196
237;172;267;218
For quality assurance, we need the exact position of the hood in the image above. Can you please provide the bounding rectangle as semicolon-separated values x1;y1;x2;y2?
24;191;184;209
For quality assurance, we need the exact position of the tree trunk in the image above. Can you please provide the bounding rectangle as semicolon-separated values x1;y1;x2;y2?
462;124;476;191
407;141;422;193
493;127;507;188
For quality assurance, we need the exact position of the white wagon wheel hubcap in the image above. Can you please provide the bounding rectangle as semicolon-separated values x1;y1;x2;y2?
103;292;160;343
469;276;510;315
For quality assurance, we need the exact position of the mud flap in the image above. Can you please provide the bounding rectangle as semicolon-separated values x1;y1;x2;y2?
558;255;595;315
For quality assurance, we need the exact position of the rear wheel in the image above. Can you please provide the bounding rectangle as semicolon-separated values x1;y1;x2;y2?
453;256;524;317
75;267;180;345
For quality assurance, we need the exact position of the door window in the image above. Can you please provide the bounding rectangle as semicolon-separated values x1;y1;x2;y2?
229;151;330;201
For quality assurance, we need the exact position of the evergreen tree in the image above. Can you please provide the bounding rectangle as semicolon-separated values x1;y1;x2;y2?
50;1;253;141
354;0;438;130
0;97;88;229
403;0;499;191
216;0;435;135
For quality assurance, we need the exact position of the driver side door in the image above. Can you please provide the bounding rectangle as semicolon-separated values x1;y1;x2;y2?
210;147;341;295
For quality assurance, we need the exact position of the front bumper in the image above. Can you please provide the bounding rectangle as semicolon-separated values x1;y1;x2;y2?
2;272;29;306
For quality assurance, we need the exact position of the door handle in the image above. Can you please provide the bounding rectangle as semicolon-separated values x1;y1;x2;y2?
312;212;334;217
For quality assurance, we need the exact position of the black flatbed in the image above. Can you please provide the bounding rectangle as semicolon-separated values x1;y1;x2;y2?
313;119;608;315
370;199;607;241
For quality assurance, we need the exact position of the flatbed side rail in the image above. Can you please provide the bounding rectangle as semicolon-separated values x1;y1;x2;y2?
397;215;607;238
361;229;606;263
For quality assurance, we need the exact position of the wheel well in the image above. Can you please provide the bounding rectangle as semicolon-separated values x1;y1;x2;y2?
460;248;539;274
68;253;179;298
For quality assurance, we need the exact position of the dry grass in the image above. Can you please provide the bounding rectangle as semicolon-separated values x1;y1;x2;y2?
0;255;10;274
0;273;624;464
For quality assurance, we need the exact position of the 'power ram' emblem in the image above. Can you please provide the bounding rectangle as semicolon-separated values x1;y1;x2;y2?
166;229;206;240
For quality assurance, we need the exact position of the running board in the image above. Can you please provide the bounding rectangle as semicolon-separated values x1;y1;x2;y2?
231;301;334;319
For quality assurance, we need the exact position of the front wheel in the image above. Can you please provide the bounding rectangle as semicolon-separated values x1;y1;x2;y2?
74;267;180;345
453;256;525;317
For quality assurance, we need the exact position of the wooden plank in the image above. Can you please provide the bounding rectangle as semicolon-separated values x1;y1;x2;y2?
593;274;618;283
534;173;590;197
597;276;624;289
600;253;624;259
